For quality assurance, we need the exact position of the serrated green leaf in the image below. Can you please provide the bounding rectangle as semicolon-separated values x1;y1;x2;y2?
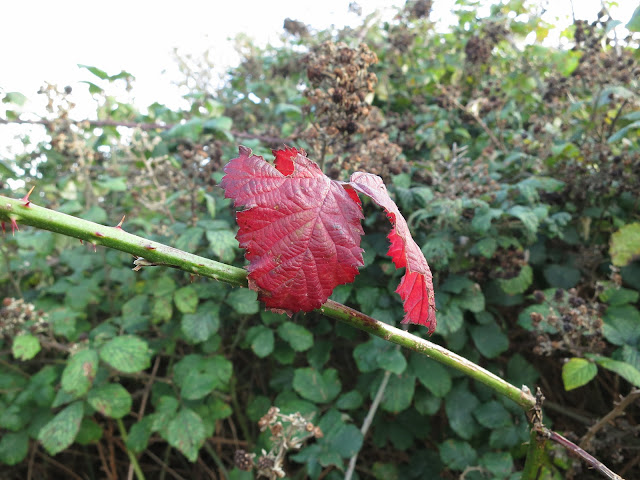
562;358;597;390
226;288;260;315
293;368;341;403
439;439;477;471
381;373;415;413
12;333;41;360
474;400;512;428
0;431;29;465
88;383;132;418
100;335;151;373
173;354;232;400
445;384;480;439
166;408;206;462
206;230;237;262
126;416;154;454
61;348;98;397
181;301;220;343
174;286;199;313
277;322;313;352
336;390;363;410
480;451;514;477
410;354;452;397
603;305;640;347
38;402;84;455
3;91;28;105
246;325;274;358
471;322;509;359
378;348;407;374
75;418;103;445
590;356;640;387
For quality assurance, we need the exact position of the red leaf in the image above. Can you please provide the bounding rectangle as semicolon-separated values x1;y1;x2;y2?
220;146;364;313
349;172;437;333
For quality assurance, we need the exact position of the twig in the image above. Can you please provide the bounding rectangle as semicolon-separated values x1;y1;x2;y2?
203;442;229;480
344;366;393;480
117;418;146;480
439;87;507;152
580;389;640;449
542;428;624;480
0;117;288;144
145;448;187;480
36;450;85;480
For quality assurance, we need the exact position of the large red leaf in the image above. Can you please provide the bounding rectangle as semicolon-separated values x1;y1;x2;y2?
221;146;437;334
349;172;437;333
220;146;365;313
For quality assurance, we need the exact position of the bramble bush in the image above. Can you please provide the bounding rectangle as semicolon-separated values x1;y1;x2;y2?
1;1;639;479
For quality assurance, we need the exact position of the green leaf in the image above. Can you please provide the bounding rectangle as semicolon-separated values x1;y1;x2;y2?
627;6;640;31
599;287;639;306
471;322;509;359
543;264;581;289
562;358;597;390
174;354;232;400
206;230;237;262
473;237;498;258
99;335;151;373
61;349;99;397
439;439;477;471
610;223;640;267
88;384;132;418
445;384;480;439
2;91;28;106
165;118;204;141
126;417;154;454
498;265;533;295
373;462;400;480
226;288;260;315
381;373;415;413
167;408;206;462
474;401;512;428
480;451;514;478
75;418;103;445
410;354;452;397
174;286;199;313
78;64;109;79
96;176;127;192
277;322;314;352
608;120;640;143
246;325;274;358
590;356;640;387
603;305;640;347
293;368;341;403
0;431;29;465
378;348;407;375
38;401;84;455
181;302;220;343
336;390;363;410
12;333;41;360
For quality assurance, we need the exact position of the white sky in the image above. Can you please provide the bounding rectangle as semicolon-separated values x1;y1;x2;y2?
0;1;636;126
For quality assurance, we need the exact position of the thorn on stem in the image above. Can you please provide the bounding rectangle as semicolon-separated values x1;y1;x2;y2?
114;215;126;230
20;186;35;207
144;245;156;250
95;232;105;237
79;239;84;245
10;219;19;235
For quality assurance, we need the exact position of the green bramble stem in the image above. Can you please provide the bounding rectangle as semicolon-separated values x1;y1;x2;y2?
0;193;535;411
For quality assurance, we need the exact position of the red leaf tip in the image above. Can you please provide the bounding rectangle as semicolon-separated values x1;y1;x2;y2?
273;145;304;177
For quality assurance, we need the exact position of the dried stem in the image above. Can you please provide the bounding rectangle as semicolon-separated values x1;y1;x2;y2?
580;389;640;450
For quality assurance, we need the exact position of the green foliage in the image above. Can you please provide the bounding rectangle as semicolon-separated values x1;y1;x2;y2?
1;0;639;477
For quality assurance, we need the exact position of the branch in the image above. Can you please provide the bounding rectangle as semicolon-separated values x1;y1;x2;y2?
0;192;535;411
542;428;624;480
0;117;288;144
580;389;640;450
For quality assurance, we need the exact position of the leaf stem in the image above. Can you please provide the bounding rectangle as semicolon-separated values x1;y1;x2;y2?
115;418;146;480
0;193;534;412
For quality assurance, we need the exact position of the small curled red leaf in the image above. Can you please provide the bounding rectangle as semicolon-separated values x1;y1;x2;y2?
349;172;436;333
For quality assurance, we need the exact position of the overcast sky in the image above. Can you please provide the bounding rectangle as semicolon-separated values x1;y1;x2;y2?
0;0;635;119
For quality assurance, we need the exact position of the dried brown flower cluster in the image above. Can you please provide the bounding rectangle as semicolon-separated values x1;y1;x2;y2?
465;22;509;65
303;41;406;181
530;288;605;357
234;406;322;479
0;297;48;337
